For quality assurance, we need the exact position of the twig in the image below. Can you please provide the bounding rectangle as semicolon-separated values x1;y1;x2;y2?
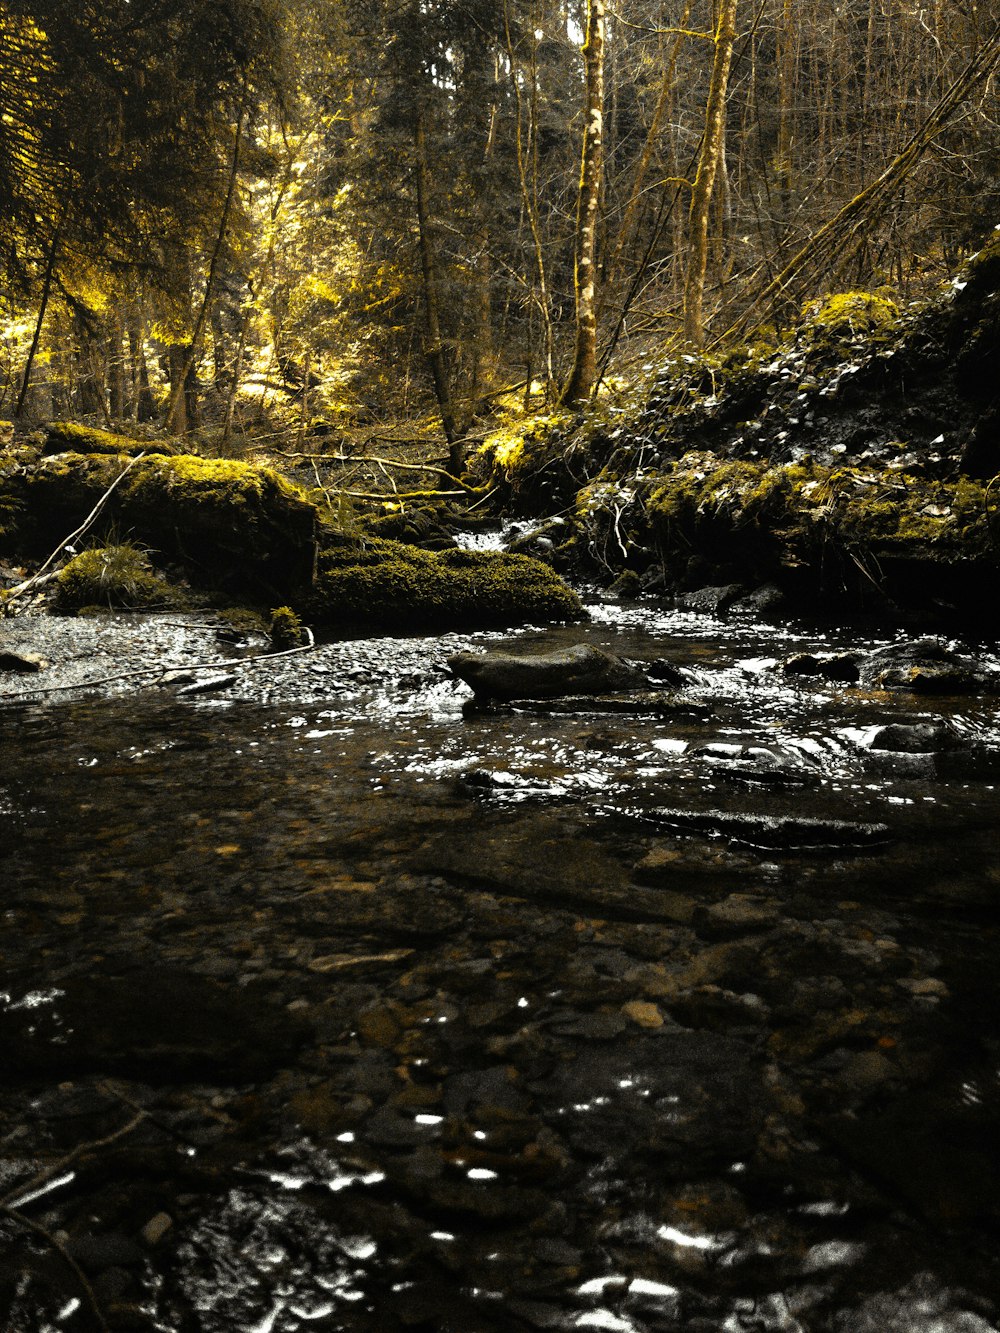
1;1109;149;1211
1;1208;110;1333
337;487;471;501
0;1106;149;1333
272;451;450;473
3;452;148;615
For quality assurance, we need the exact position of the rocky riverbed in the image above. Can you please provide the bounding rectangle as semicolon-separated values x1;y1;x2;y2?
2;598;1000;1331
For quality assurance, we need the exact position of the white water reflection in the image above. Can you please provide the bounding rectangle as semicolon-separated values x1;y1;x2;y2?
657;1223;731;1252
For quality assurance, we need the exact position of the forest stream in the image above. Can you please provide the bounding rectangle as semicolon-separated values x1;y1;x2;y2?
3;589;1000;1332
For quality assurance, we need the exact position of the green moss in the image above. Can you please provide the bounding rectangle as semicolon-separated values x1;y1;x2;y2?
799;291;900;349
269;605;305;649
361;507;452;547
216;607;269;634
55;544;179;611
642;452;994;585
646;456;813;553
43;421;176;457
307;537;582;630
21;451;317;597
478;413;575;487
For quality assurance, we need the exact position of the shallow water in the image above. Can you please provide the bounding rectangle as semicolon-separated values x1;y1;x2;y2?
2;600;1000;1332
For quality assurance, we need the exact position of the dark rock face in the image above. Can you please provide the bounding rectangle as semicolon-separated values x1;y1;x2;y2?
449;643;647;700
0;968;312;1081
784;652;861;683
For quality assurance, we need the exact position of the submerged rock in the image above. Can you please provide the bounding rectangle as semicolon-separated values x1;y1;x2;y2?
0;968;312;1080
449;642;645;700
680;583;746;615
861;722;961;753
508;691;711;718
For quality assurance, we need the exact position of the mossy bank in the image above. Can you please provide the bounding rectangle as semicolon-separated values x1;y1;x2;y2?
474;243;1000;625
0;430;582;633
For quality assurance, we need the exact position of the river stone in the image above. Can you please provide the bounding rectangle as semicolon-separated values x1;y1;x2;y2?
532;1028;763;1167
448;643;646;701
697;893;781;937
508;691;710;719
0;650;46;672
862;721;961;753
679;583;745;615
729;583;787;617
857;637;1000;694
783;651;860;683
0;967;312;1081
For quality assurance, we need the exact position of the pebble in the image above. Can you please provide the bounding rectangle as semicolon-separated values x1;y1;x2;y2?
141;1213;173;1246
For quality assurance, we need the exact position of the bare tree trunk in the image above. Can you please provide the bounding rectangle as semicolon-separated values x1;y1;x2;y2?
683;0;739;349
604;0;693;293
166;90;246;433
108;314;126;420
503;2;556;399
413;102;462;471
16;219;61;417
129;316;158;423
221;307;249;446
561;0;606;405
167;344;189;436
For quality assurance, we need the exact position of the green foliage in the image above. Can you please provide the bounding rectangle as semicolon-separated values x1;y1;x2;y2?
644;454;994;575
307;537;582;630
55;544;178;611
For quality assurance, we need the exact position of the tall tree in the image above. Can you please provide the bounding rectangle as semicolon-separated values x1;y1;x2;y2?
684;0;739;347
561;0;606;404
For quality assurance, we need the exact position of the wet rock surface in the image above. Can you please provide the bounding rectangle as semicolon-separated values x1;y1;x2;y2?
449;642;646;700
2;599;1000;1330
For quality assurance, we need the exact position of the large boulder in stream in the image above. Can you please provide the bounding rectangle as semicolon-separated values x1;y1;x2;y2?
449;642;646;700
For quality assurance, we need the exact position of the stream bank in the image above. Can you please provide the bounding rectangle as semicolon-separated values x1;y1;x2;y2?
473;243;1000;629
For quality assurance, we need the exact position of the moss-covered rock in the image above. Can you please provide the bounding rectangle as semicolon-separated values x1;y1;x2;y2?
800;291;900;349
55;545;180;611
306;536;583;631
42;421;177;457
475;413;581;513
19;452;317;598
360;507;456;549
269;605;306;649
639;453;998;612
